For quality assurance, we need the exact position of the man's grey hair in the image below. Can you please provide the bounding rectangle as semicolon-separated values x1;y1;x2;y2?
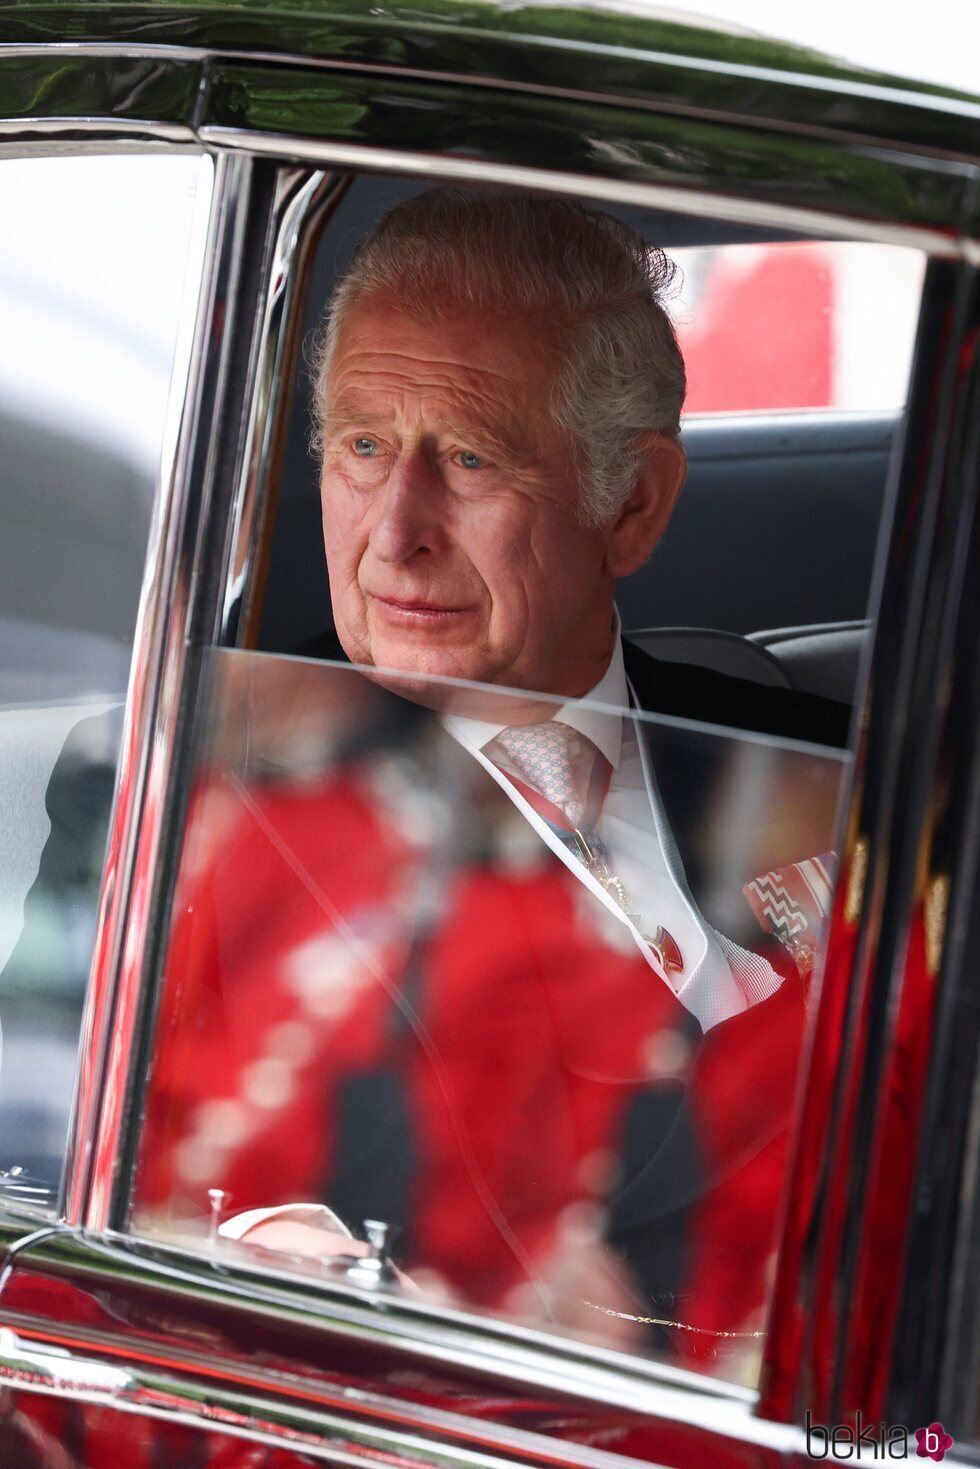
310;189;686;526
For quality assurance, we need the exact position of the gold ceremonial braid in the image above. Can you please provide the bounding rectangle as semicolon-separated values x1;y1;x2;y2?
584;1301;766;1338
571;830;683;974
572;829;630;910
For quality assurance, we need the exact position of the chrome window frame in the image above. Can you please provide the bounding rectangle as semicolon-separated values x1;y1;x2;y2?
62;146;255;1231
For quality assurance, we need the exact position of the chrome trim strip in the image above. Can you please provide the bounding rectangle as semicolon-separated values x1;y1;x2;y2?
0;117;194;143
7;107;969;258
216;169;346;644
681;408;903;438
0;1326;132;1393
0;1265;806;1462
2;1228;768;1425
0;42;211;62
0;1325;671;1469
0;1227;62;1293
197;126;977;261
106;1231;747;1403
0;116;974;261
62;153;249;1231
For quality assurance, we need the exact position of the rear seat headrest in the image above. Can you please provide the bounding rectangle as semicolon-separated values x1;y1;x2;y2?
628;621;869;703
626;627;792;689
749;622;868;703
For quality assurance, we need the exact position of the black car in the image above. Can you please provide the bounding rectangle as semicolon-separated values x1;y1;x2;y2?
0;4;978;1465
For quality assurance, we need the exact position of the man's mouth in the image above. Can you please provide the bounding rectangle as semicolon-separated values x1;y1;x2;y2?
368;593;473;624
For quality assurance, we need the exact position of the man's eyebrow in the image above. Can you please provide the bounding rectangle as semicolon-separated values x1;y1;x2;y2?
323;407;387;432
443;419;534;464
323;407;535;464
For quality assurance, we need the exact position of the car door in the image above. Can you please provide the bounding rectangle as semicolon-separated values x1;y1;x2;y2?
0;17;978;1469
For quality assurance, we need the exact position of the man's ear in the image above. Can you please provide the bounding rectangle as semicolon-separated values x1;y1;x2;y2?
603;433;687;579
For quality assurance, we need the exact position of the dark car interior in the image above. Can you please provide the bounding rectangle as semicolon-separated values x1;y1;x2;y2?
255;174;901;712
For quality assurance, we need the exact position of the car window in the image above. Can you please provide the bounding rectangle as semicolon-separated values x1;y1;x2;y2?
0;152;212;1209
126;176;925;1386
670;241;925;415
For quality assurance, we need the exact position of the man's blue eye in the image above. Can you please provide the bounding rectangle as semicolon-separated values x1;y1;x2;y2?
352;437;378;456
458;451;486;470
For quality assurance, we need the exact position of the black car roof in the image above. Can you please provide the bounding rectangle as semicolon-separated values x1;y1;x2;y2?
3;1;979;116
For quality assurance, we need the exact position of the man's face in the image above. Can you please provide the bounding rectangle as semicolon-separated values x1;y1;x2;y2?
319;296;620;698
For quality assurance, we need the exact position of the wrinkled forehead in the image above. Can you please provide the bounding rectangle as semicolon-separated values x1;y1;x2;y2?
329;286;565;369
329;276;570;364
323;293;570;445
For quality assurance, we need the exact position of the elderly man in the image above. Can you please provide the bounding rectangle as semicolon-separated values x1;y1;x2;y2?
308;189;846;1030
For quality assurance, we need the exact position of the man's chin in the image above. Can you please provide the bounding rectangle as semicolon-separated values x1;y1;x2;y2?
357;659;486;713
333;631;560;722
359;663;441;700
358;659;560;725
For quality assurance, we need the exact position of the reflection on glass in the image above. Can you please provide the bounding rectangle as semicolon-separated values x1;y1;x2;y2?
132;650;847;1381
0;153;212;1201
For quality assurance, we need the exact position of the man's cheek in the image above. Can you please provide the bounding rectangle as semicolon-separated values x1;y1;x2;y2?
486;561;532;651
321;463;375;521
323;495;373;585
323;543;359;612
322;536;367;637
331;589;372;666
334;568;369;633
489;521;536;571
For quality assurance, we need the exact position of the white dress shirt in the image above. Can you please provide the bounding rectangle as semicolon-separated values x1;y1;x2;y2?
443;627;781;1031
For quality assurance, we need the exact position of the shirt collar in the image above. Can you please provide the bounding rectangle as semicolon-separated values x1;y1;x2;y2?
443;611;627;770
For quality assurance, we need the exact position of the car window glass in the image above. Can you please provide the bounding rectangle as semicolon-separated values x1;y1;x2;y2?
131;650;847;1381
129;176;926;1387
0;152;212;1209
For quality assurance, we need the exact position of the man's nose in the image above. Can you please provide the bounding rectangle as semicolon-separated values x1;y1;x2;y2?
368;451;444;564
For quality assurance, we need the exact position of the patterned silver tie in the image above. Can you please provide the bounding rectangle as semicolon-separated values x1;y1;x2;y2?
493;720;587;829
493;720;683;975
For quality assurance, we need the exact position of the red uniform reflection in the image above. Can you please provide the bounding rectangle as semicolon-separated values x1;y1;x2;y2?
134;687;809;1371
